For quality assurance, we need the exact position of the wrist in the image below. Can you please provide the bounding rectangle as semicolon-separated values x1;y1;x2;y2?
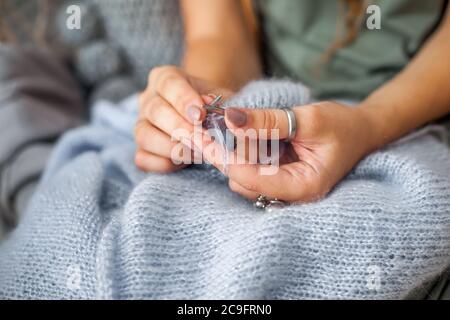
183;39;261;91
354;103;390;155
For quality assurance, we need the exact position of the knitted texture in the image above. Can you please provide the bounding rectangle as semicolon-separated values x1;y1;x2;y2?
89;76;139;105
4;0;183;103
92;0;184;88
75;41;123;86
0;80;449;299
0;45;83;240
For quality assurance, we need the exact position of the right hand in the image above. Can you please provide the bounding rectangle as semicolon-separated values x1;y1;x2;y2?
135;65;232;173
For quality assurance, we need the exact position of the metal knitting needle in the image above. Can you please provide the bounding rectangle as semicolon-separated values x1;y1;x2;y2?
204;95;225;115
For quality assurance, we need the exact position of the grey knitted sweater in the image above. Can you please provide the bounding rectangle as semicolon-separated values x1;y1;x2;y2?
0;80;449;299
0;46;83;240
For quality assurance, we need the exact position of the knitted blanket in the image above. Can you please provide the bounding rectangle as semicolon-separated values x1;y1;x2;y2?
0;80;449;299
0;45;83;240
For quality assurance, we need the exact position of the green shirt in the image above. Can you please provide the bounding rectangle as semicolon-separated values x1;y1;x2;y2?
257;0;446;100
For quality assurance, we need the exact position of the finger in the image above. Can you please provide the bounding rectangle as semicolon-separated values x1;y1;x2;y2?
138;91;153;121
224;108;293;140
230;164;299;201
191;129;239;173
192;127;320;201
150;67;206;124
228;180;259;200
234;163;322;202
201;91;234;105
190;77;234;99
134;120;187;161
144;95;198;141
135;149;186;173
199;140;315;202
201;94;217;105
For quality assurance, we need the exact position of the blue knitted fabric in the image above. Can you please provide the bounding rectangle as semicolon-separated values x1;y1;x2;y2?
0;80;449;299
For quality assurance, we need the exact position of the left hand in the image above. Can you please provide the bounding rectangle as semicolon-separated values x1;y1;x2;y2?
194;101;375;203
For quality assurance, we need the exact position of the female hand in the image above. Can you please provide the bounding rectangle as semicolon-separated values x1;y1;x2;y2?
195;101;375;202
135;65;232;173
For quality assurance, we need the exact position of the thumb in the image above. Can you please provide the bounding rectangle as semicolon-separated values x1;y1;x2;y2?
224;107;292;140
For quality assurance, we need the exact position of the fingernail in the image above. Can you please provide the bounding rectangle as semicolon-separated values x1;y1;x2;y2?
186;105;201;123
225;108;247;127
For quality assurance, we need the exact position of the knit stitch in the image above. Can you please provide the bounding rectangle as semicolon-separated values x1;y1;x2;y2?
0;80;449;299
92;0;184;88
89;76;139;105
75;41;123;86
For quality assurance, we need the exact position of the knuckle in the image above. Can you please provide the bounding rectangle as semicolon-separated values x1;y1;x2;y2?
306;187;328;203
134;122;149;147
304;105;321;119
302;105;324;133
262;110;278;130
240;179;260;193
148;65;178;88
173;91;190;111
159;158;176;173
228;180;239;192
148;67;161;85
149;66;165;83
135;131;145;148
304;178;328;202
138;92;150;117
138;92;145;108
146;98;162;122
134;152;148;172
158;72;179;93
134;120;144;138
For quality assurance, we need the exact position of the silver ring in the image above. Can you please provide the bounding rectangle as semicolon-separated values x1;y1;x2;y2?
254;195;287;210
283;108;297;142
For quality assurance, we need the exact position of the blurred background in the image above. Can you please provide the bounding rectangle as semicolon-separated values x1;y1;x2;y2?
0;0;185;102
0;0;186;238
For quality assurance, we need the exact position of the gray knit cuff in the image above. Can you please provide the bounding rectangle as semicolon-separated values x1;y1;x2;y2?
223;79;311;109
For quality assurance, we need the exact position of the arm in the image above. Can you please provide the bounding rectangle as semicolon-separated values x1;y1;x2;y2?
360;5;450;151
180;0;261;90
135;0;259;173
